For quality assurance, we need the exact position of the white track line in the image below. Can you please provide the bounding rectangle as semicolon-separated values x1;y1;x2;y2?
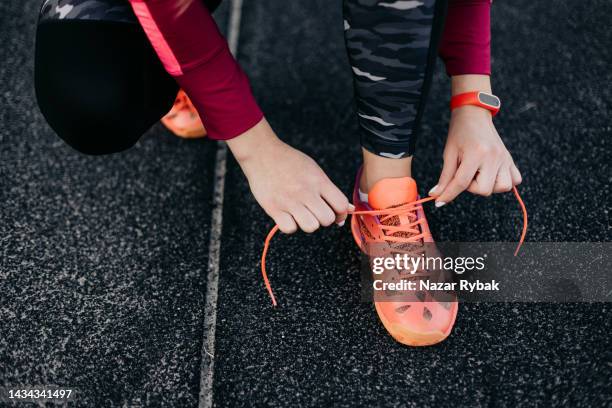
199;1;243;407
227;0;244;56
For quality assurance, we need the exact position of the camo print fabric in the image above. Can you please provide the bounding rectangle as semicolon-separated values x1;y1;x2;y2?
344;0;445;158
39;0;137;24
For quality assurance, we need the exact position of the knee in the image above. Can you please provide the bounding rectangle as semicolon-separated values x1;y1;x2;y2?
33;20;175;155
60;124;141;156
36;79;145;155
40;108;144;156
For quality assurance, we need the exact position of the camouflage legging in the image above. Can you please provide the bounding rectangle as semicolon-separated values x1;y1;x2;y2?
344;0;447;158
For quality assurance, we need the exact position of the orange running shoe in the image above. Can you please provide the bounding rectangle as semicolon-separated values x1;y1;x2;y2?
350;168;458;346
259;171;526;345
161;89;207;139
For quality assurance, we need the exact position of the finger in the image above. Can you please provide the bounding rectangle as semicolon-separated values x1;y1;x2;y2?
320;182;350;225
305;196;336;228
273;211;298;234
510;162;522;186
289;205;320;233
430;147;458;196
492;166;513;193
435;157;480;206
467;161;499;197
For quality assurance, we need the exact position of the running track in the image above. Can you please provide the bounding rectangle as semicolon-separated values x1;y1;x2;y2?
0;1;610;406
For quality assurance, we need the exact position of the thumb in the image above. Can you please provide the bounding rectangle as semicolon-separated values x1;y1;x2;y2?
430;150;458;197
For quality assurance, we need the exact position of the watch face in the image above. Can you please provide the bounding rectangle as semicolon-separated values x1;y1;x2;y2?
478;93;501;108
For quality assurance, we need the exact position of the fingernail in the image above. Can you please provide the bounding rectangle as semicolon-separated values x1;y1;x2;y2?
348;204;355;211
337;220;346;227
428;185;439;196
435;201;446;208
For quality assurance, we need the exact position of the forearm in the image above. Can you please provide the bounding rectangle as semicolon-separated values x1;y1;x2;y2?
129;0;262;140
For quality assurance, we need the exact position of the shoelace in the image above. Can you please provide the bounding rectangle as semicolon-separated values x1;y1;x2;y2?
261;186;528;306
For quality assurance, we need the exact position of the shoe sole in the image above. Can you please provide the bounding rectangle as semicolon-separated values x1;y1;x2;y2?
161;119;207;139
374;302;457;347
171;130;207;139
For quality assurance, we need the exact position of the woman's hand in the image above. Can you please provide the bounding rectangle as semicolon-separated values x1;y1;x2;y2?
429;105;522;206
429;75;522;206
228;118;351;234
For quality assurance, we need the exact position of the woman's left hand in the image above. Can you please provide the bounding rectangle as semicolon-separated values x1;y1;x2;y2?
429;105;522;206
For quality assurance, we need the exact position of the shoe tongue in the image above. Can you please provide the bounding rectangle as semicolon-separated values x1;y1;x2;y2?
368;177;418;210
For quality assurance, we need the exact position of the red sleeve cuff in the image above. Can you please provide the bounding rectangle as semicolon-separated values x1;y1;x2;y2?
175;48;264;140
439;0;492;76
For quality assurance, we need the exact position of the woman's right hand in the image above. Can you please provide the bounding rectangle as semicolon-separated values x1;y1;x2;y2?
227;118;351;234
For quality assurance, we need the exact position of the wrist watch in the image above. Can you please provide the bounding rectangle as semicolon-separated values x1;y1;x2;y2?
451;91;501;116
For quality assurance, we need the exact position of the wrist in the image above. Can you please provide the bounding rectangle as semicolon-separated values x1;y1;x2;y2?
451;74;492;96
451;104;494;122
226;118;282;164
